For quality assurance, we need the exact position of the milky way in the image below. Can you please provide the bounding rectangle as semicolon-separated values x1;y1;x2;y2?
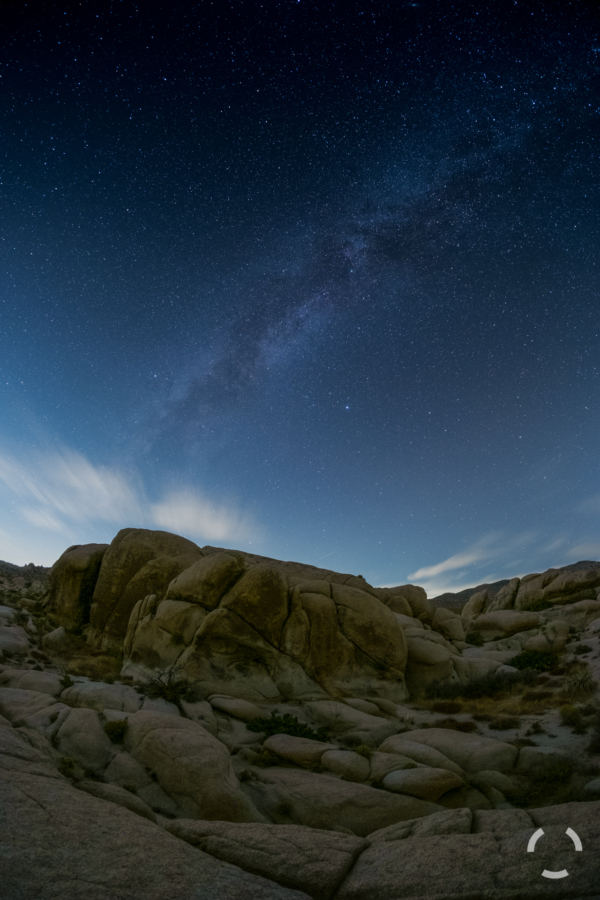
1;1;599;593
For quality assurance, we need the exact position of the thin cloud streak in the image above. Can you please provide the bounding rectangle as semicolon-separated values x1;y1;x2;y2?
0;447;262;556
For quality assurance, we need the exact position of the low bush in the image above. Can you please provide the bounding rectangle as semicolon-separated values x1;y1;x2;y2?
433;717;477;733
425;669;529;702
430;700;463;714
472;712;492;721
59;673;75;690
507;755;580;807
465;632;484;647
489;716;521;730
560;704;582;728
586;714;600;755
561;666;597;700
247;713;330;742
255;749;282;767
104;719;128;743
574;644;593;656
526;721;545;735
509;650;559;672
58;756;78;779
354;744;373;759
521;690;553;702
137;667;199;706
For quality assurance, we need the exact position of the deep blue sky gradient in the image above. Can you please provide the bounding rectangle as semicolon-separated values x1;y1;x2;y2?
1;0;599;595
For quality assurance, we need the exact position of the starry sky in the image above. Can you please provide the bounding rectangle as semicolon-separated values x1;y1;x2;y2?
1;0;599;595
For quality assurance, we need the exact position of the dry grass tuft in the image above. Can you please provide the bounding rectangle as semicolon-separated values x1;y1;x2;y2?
67;653;122;682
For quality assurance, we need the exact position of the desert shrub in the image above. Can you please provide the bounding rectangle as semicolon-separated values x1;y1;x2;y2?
561;666;597;700
473;713;492;721
509;650;558;672
255;749;282;767
526;721;545;735
138;667;199;706
489;716;521;730
104;719;128;743
59;673;75;690
560;704;582;728
574;644;593;656
430;700;463;714
170;631;186;646
507;756;578;807
247;712;330;742
354;744;373;759
465;632;484;647
425;669;528;702
586;713;600;754
521;690;553;702
58;756;77;779
433;717;477;733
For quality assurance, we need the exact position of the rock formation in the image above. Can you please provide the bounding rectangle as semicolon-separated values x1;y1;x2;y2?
2;530;600;899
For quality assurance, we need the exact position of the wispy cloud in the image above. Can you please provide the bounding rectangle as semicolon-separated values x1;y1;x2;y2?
0;446;261;565
400;532;539;598
567;542;600;560
151;491;258;543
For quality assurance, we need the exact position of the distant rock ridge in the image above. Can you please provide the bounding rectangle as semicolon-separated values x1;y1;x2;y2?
432;560;600;610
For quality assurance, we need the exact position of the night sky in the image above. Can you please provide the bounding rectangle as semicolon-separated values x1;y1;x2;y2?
1;1;599;596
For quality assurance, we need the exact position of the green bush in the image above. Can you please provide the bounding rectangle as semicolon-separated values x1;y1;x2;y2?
465;632;484;647
354;744;373;759
59;673;75;690
509;650;558;672
425;669;528;702
430;700;463;714
560;704;582;728
247;712;330;742
561;666;597;700
526;721;545;735
104;719;128;743
58;756;77;779
433;717;477;733
488;716;521;730
137;667;199;706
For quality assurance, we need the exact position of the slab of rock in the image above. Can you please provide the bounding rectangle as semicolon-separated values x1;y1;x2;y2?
241;767;444;836
140;695;181;716
0;687;72;739
179;698;219;734
398;728;518;774
0;668;63;696
103;749;154;791
166;551;246;609
55;707;117;774
472;808;534;833
210;696;264;721
368;751;419;782
75;778;157;822
470;609;541;640
124;709;266;822
366;807;473;843
320;750;371;782
377;736;465;776
334;828;600;900
305;701;397;745
0;605;18;622
264;734;338;766
0;714;311;900
60;680;144;713
166;818;366;900
45;542;108;632
0;625;30;657
382;766;464;801
515;745;571;777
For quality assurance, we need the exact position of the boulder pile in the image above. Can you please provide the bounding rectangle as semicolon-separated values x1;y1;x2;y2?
1;530;600;899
